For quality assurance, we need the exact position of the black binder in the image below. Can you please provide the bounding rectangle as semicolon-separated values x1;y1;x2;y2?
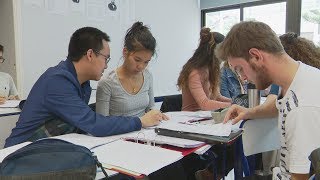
154;128;243;145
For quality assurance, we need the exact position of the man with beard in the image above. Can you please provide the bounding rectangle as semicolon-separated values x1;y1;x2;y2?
215;21;320;180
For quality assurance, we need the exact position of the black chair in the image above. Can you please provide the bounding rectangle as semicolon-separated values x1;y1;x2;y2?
88;103;96;112
18;100;26;110
160;94;182;112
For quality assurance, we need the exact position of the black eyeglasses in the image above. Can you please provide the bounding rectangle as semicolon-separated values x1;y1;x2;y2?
93;50;111;64
0;57;5;63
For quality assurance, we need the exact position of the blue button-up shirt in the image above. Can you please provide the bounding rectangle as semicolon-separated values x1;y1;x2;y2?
5;59;141;147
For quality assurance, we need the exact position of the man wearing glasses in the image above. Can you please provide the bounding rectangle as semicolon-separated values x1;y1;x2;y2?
5;27;165;148
0;44;19;105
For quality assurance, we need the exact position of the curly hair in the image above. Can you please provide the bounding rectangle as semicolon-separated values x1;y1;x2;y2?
177;28;224;96
280;32;320;68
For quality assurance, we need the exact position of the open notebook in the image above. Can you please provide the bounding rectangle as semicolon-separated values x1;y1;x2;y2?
50;133;128;149
92;139;183;176
51;134;185;176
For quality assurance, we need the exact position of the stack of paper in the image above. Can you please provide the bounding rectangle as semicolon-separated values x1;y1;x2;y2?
0;100;21;108
92;140;183;175
164;111;212;123
158;121;232;137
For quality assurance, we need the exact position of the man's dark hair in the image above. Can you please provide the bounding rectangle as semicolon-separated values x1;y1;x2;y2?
0;44;3;52
67;27;110;62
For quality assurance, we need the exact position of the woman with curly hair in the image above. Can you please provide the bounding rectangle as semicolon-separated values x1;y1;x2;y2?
280;32;320;68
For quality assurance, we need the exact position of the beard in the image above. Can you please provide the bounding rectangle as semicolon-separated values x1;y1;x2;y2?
249;62;272;90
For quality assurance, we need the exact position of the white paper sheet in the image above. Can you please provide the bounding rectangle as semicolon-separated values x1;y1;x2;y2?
0;100;21;108
164;111;212;123
51;133;130;150
92;140;183;175
158;121;232;137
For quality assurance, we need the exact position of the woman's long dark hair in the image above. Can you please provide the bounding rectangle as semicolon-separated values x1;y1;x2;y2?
177;28;224;96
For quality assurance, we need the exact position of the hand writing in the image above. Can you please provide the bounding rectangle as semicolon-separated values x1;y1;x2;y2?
0;96;6;105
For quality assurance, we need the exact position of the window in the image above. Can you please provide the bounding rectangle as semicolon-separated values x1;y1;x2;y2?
300;0;320;45
243;2;286;35
202;1;287;36
205;8;240;35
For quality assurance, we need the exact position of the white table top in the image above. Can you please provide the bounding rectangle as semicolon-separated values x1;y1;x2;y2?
0;108;21;117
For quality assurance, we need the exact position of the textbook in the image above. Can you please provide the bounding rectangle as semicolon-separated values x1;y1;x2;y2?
155;127;243;145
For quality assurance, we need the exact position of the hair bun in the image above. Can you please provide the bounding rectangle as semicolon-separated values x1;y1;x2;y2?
279;32;298;44
287;32;298;39
131;21;144;31
200;28;211;42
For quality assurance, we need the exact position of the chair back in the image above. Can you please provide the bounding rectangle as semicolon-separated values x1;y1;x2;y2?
160;94;182;112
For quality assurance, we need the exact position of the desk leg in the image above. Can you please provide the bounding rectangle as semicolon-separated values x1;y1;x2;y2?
203;149;217;180
234;138;244;180
222;144;227;180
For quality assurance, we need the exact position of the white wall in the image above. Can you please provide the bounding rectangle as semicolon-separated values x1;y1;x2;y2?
0;0;17;84
14;0;200;98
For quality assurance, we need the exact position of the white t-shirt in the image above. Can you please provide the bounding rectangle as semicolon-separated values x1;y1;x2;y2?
275;62;320;179
0;72;18;97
